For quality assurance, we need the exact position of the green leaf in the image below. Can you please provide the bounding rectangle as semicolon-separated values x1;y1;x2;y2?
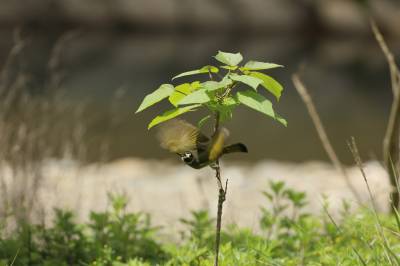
214;51;243;66
237;90;274;118
172;65;219;80
275;114;287;127
169;83;192;107
230;74;263;90
148;105;200;129
178;89;210;105
202;78;232;91
237;90;286;126
169;82;203;106
249;72;283;100
136;84;174;113
221;65;238;71
190;81;201;90
219;105;235;122
198;115;211;129
206;102;235;123
223;96;238;106
241;61;283;71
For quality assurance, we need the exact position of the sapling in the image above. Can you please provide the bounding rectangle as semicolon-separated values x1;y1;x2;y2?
136;51;286;265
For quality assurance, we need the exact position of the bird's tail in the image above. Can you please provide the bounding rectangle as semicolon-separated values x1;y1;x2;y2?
223;143;248;154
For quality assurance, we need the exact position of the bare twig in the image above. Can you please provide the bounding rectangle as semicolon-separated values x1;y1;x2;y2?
370;20;400;97
292;74;362;203
371;19;400;210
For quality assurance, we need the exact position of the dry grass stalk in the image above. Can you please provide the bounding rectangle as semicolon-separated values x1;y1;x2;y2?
347;137;378;211
292;74;362;203
347;137;397;263
0;29;88;225
371;20;400;210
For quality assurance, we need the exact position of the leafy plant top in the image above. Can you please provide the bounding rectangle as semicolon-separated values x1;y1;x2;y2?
136;51;287;129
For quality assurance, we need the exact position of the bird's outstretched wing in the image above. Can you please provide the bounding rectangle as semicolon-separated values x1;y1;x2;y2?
156;119;209;153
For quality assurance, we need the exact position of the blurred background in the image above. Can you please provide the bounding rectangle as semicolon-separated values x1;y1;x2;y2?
0;0;400;225
1;0;399;163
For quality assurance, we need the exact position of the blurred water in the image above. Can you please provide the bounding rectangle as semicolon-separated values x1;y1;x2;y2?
0;29;397;163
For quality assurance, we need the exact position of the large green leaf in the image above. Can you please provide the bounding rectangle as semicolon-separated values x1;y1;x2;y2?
214;51;243;66
136;84;174;113
190;81;201;90
237;90;286;126
178;89;210;105
202;77;232;91
249;72;283;100
241;61;283;71
172;65;218;80
169;83;192;107
230;74;263;90
148;105;200;129
237;90;274;118
169;82;203;106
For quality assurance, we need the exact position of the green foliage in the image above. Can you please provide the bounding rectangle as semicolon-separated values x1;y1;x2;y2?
168;82;200;107
172;66;219;80
249;71;283;100
178;89;210;105
1;183;400;265
147;105;200;129
237;90;275;120
214;51;243;66
240;61;283;71
180;210;215;248
135;84;174;113
229;74;263;91
0;194;167;265
136;51;287;129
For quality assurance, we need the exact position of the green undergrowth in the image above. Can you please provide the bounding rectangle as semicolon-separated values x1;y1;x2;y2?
1;182;400;266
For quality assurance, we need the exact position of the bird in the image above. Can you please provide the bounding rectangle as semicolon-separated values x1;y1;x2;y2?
156;119;248;169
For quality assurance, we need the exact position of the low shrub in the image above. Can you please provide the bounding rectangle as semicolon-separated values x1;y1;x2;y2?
1;182;399;266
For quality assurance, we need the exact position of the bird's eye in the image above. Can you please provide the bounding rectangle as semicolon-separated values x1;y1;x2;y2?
181;152;193;163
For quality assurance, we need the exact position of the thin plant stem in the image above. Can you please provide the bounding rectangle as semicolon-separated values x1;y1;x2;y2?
213;111;227;266
347;137;399;264
371;19;400;210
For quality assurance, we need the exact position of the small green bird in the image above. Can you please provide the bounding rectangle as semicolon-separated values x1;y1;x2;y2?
156;119;248;169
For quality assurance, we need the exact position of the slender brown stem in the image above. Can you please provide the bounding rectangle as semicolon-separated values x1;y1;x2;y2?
371;19;400;210
213;111;227;266
214;112;220;136
292;74;362;203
